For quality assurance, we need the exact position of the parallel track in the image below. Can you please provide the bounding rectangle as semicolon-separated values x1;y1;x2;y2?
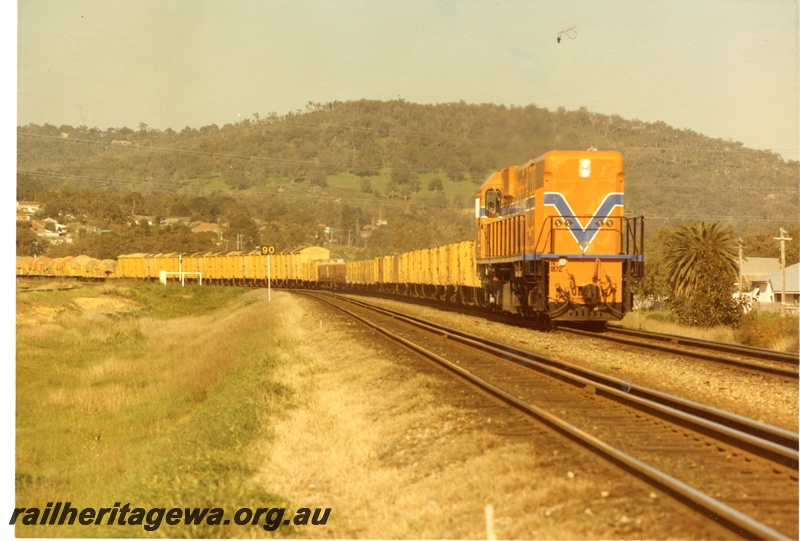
605;324;800;363
341;287;798;379
302;291;799;540
557;324;799;379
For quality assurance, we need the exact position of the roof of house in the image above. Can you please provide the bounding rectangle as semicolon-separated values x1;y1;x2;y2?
760;262;800;293
191;222;223;234
741;257;781;279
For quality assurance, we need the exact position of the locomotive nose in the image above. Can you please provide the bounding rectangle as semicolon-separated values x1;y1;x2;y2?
581;283;601;308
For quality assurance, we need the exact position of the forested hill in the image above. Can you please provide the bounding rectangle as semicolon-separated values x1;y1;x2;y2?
16;100;799;259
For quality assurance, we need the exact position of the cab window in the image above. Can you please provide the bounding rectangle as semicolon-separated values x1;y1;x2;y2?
485;189;501;218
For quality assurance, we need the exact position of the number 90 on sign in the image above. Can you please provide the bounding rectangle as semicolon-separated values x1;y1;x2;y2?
261;246;276;255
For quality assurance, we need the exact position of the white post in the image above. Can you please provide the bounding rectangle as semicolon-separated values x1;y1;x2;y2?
485;504;496;541
180;253;184;287
268;252;271;302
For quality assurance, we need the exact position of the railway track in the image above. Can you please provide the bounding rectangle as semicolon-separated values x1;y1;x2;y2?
557;324;799;379
303;291;799;540
347;288;798;380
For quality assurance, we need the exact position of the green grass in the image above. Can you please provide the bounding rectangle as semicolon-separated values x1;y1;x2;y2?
15;283;300;538
117;282;252;319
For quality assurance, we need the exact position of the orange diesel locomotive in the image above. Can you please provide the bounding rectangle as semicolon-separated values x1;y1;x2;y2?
476;150;643;323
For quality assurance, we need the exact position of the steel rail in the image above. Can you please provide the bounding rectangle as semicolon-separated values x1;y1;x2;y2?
559;326;799;378
603;324;800;364
307;292;794;541
318;292;799;461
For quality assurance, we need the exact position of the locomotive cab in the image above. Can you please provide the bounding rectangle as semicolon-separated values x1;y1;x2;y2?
476;170;504;226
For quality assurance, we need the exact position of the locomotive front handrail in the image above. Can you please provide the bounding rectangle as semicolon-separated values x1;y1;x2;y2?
532;214;644;258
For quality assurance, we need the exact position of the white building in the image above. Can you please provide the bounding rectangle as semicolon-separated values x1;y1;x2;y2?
750;262;800;306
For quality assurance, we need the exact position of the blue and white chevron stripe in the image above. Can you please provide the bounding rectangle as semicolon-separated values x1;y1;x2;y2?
543;192;624;247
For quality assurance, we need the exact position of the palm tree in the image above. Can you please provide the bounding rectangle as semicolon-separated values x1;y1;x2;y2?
663;221;739;297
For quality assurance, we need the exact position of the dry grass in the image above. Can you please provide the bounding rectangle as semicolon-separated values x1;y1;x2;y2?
619;311;735;342
15;284;298;538
622;310;800;352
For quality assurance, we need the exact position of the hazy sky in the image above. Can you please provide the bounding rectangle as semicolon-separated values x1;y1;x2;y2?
15;0;800;160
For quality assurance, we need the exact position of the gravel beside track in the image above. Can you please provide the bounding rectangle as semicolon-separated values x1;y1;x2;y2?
343;295;799;433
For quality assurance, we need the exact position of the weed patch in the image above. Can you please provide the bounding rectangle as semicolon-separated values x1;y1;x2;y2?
734;312;800;352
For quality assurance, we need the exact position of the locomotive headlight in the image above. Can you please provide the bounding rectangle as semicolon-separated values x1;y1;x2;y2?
558;257;567;267
596;219;604;227
565;219;573;227
579;159;592;178
555;219;563;227
606;219;614;227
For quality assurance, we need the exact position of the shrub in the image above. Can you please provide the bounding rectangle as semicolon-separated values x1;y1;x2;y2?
734;312;799;352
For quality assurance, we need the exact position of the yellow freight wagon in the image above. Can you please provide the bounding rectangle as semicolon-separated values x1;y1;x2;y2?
97;259;118;279
16;256;33;277
240;250;257;282
144;254;160;280
205;252;224;282
117;253;145;279
397;251;412;285
71;255;95;279
53;256;74;277
270;252;286;282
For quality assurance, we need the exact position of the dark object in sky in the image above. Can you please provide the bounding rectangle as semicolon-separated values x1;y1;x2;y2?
557;26;577;43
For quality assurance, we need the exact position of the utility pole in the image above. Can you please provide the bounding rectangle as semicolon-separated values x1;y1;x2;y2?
738;239;744;294
774;227;792;315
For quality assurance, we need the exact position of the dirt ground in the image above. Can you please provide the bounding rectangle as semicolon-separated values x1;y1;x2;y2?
252;293;737;540
16;286;137;326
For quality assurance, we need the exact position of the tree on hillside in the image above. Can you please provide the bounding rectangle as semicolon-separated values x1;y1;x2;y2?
427;177;444;191
662;221;745;326
743;225;800;265
16;222;44;257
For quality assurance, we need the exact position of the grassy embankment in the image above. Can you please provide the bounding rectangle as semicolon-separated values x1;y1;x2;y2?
620;310;799;352
15;282;303;538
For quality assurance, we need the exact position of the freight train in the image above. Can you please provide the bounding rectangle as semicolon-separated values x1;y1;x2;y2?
16;150;644;325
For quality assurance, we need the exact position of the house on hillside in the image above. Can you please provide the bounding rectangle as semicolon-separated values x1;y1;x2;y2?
131;215;157;226
16;201;41;221
30;219;70;245
161;216;191;227
191;222;223;239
